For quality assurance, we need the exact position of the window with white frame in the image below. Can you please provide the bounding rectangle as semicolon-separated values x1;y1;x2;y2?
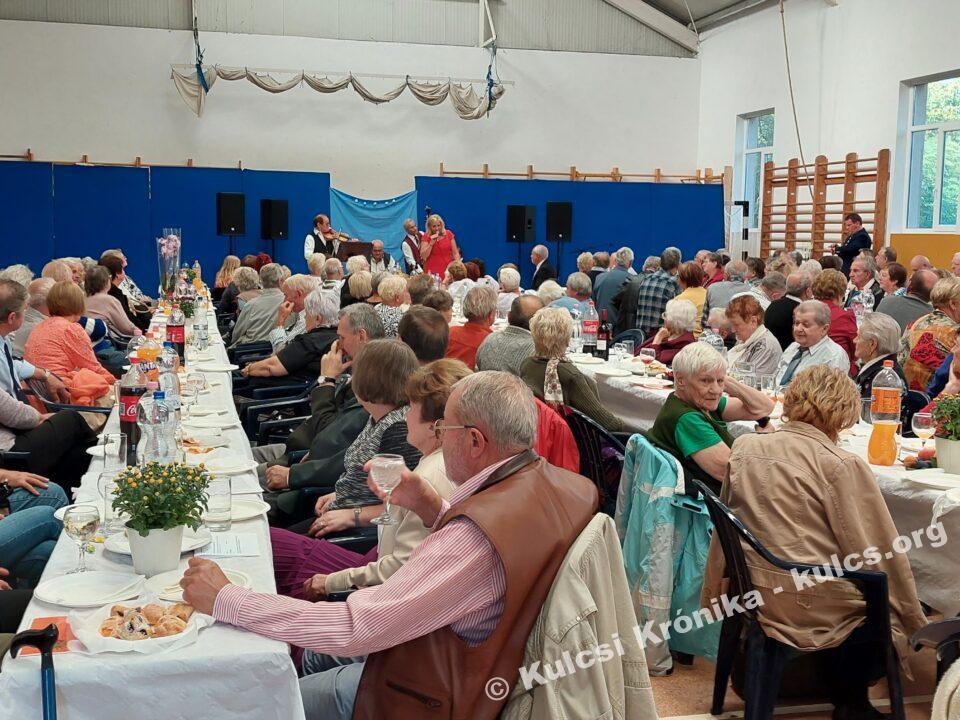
906;76;960;229
739;112;775;230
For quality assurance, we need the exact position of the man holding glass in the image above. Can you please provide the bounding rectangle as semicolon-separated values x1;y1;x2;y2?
181;371;598;720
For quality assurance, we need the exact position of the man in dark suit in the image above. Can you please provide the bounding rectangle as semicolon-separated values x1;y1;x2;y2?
530;245;557;290
832;213;872;276
764;272;811;350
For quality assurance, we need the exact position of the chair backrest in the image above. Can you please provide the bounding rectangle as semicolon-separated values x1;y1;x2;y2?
613;328;645;347
691;478;890;634
562;406;625;515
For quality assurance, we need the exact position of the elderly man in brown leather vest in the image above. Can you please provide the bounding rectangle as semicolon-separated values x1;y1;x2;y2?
181;371;598;720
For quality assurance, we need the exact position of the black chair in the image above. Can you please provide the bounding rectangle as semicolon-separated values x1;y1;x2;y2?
257;415;310;446
911;617;960;680
562;406;626;516
691;478;906;720
0;451;31;471
229;341;274;367
240;392;313;441
24;379;111;416
612;328;645;347
901;390;930;438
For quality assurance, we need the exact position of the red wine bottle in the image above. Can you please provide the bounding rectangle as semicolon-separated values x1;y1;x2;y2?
596;309;611;361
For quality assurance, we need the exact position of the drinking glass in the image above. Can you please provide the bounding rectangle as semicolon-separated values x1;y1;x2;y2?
205;476;232;532
610;343;627;365
638;348;657;375
620;339;635;358
98;472;125;536
63;505;100;573
180;384;199;414
100;433;127;472
912;412;934;450
369;454;406;526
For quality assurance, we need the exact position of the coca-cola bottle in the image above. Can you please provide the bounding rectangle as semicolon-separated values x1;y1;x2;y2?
119;358;148;465
167;304;186;362
581;301;599;356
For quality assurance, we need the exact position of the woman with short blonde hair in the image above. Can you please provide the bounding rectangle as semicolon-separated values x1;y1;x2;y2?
348;271;373;302
576;252;595;274
375;275;409;337
520;307;623;431
422;213;461;277
306;253;326;277
702;365;926;717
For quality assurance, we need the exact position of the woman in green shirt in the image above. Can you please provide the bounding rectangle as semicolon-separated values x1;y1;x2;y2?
647;342;774;489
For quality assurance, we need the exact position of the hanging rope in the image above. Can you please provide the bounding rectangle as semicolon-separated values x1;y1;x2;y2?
193;16;208;94
779;0;814;201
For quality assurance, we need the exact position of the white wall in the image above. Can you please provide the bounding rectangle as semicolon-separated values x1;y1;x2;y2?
696;0;960;233
0;19;701;198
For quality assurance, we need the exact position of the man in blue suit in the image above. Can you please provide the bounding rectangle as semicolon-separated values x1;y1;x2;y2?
832;213;872;276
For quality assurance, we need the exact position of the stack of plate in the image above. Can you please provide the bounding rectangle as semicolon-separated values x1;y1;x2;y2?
104;527;212;556
34;571;145;608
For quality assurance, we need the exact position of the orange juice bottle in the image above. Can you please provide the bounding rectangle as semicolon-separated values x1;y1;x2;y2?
867;360;903;466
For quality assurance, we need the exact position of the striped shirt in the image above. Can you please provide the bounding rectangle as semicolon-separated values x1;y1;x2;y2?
268;311;307;351
212;456;514;656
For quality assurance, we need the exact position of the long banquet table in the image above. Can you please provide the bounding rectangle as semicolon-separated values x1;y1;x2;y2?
0;305;305;720
573;354;960;616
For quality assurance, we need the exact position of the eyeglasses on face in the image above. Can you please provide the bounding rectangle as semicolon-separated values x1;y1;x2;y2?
432;420;480;438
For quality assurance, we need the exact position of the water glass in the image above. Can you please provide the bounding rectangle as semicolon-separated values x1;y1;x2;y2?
205;476;232;532
98;471;125;536
64;505;100;573
369;454;406;526
101;433;127;472
620;339;635;358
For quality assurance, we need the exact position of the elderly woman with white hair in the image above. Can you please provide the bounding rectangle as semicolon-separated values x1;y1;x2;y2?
307;253;327;278
647;342;773;491
536;279;565;306
854;312;907;398
374;275;410;338
497;266;522;319
241;288;340;387
520;307;624;431
639;298;698;365
551;272;592;316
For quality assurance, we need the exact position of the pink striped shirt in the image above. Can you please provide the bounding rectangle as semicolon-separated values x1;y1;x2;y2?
213;456;514;656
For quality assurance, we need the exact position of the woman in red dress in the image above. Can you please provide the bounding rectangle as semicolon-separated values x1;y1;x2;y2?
421;213;461;277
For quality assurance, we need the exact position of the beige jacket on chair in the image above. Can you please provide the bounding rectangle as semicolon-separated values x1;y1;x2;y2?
501;513;658;720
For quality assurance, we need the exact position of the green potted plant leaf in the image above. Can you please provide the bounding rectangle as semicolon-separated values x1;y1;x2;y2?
112;462;210;576
932;394;960;473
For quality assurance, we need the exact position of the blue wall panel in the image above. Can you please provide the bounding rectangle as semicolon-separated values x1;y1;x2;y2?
415;176;724;287
0;163;55;267
0;162;330;283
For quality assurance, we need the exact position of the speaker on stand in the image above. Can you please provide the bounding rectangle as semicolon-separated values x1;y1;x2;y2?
217;192;246;256
547;202;573;277
260;199;288;261
506;205;536;273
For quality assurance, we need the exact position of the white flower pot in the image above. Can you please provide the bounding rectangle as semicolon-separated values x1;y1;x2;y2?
935;437;960;474
126;525;183;577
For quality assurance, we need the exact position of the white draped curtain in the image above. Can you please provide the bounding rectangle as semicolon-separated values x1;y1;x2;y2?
171;65;505;120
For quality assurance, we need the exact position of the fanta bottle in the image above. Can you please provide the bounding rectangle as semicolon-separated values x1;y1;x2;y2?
867;360;903;466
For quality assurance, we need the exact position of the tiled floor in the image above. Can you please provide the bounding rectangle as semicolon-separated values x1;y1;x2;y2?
652;648;937;719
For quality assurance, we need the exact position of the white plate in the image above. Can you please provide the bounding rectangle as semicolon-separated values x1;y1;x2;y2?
34;571;145;608
903;468;960;491
591;366;632;378
195;363;239;373
53;502;101;523
182;417;239;430
628;376;673;388
572;356;604;365
189;458;257;475
104;527;212;556
146;569;251;603
203;498;269;522
184;406;229;417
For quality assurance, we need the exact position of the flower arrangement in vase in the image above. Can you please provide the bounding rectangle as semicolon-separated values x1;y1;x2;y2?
157;230;182;298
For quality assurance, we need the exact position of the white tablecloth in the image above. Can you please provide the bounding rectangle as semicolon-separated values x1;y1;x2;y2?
0;309;305;720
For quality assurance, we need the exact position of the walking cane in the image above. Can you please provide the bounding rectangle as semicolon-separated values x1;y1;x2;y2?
10;623;59;720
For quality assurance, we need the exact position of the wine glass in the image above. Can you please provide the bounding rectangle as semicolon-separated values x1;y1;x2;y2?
63;505;100;574
369;454;406;526
638;348;657;375
912;412;934;451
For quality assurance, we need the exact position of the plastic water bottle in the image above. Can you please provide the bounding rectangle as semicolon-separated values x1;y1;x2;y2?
136;391;178;465
192;259;202;282
158;342;181;412
193;309;209;351
867;360;904;466
582;301;599;356
569;307;583;353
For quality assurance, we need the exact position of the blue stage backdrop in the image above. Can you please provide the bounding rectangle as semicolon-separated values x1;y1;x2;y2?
330;189;417;265
0;162;330;284
414;177;725;287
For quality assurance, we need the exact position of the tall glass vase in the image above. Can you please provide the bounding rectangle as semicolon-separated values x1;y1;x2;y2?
157;229;181;298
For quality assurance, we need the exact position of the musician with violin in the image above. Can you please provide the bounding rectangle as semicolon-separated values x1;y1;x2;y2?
303;214;352;260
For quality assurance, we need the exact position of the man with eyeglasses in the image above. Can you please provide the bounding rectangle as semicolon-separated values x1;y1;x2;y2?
182;371;598;719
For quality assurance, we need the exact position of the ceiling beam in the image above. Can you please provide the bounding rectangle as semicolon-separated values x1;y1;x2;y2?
599;0;700;53
697;0;780;31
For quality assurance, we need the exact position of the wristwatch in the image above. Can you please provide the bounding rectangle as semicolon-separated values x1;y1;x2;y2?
353;506;362;528
318;375;336;386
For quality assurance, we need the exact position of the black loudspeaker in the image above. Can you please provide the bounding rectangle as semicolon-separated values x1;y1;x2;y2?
547;202;573;242
506;205;536;243
260;199;288;240
216;192;245;235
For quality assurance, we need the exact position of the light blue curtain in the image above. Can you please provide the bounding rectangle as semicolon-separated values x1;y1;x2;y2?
329;188;417;264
